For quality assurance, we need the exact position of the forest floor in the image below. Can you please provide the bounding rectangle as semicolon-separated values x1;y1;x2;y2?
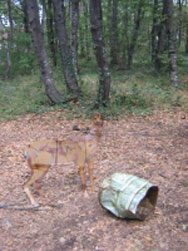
0;109;188;251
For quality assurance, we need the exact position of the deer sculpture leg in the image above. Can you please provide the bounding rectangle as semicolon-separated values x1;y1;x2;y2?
24;165;50;206
87;159;95;192
78;165;86;190
78;165;89;197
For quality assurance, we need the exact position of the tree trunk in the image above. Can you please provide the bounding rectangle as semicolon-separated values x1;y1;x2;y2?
52;0;80;96
151;0;159;62
89;0;111;107
26;0;63;103
41;0;46;30
46;0;57;67
79;20;85;57
5;0;13;80
127;0;143;69
107;0;112;48
121;1;129;64
71;0;80;77
186;24;188;55
110;0;119;65
21;0;32;55
154;1;168;71
83;0;90;60
178;0;183;47
21;0;30;33
164;0;178;87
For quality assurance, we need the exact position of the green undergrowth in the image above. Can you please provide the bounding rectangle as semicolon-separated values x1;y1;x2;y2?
0;66;187;122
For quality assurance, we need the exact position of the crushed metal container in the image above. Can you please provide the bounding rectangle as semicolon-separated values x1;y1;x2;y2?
99;172;158;220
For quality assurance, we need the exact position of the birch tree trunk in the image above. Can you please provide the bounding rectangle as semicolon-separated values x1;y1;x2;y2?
26;0;63;103
89;0;111;107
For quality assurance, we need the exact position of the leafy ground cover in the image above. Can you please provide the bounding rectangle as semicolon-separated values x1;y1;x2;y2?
0;109;187;250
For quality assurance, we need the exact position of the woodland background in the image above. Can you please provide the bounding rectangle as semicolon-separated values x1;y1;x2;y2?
0;0;188;119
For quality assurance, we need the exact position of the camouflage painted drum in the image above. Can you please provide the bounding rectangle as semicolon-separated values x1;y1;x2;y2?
99;173;158;220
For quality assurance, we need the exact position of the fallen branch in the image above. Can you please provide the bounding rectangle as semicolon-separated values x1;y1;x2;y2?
0;203;63;211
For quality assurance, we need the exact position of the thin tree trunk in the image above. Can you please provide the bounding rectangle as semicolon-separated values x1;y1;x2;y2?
5;36;11;80
89;0;111;107
46;0;57;67
79;21;85;57
151;0;158;62
186;24;188;55
21;0;30;33
68;0;71;41
83;0;90;60
110;0;119;65
121;1;129;65
26;0;64;103
165;0;178;87
21;0;31;55
178;0;183;47
71;0;80;77
127;0;143;69
52;0;80;96
154;1;168;71
107;0;112;48
5;0;13;80
41;0;46;30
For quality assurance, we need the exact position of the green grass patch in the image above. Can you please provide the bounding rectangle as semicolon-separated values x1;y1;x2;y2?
0;66;187;122
0;75;50;122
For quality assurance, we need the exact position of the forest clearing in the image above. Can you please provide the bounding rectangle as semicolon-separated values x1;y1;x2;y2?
0;110;187;250
1;0;188;250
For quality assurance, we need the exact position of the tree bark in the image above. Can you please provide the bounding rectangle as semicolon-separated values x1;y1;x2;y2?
151;0;159;62
26;0;63;103
127;0;143;69
121;1;129;64
164;0;178;87
46;0;57;67
5;0;13;80
186;24;188;55
178;0;183;47
21;0;30;34
110;0;119;65
89;0;111;107
71;0;80;77
154;1;168;71
52;0;80;96
21;0;32;55
41;0;46;31
82;0;90;60
79;19;85;57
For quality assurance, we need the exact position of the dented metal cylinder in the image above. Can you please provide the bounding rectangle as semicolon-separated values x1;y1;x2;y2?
99;173;158;220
